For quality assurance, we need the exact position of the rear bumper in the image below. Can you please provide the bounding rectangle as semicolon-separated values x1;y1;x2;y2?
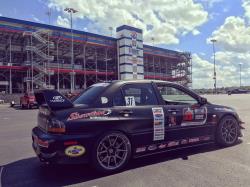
32;127;93;164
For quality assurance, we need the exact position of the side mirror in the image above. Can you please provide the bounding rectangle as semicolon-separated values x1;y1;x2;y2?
199;97;207;105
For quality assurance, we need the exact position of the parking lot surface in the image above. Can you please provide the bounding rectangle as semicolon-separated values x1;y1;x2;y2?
0;94;250;187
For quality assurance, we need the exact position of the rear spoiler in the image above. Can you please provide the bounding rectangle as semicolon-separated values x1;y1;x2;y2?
35;90;74;110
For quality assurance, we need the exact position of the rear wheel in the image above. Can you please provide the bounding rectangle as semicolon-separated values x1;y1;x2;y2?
92;132;131;173
216;116;239;146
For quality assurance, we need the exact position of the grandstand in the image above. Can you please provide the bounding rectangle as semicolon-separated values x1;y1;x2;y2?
0;16;192;93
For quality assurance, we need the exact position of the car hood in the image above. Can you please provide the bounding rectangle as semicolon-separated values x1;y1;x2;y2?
210;104;236;112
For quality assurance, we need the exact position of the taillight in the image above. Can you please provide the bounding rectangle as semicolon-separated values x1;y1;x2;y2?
47;119;66;133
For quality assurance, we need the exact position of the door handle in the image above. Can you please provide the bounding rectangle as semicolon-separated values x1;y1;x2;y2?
119;110;133;115
167;109;179;113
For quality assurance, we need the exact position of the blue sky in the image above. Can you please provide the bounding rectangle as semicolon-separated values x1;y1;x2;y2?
0;0;249;88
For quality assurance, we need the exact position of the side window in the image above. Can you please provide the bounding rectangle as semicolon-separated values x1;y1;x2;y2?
117;84;158;106
113;90;125;106
156;84;197;105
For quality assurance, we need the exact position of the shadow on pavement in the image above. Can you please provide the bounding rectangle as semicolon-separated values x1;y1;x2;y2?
1;141;242;187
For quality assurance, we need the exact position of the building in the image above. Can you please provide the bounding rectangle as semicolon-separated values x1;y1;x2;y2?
0;16;192;93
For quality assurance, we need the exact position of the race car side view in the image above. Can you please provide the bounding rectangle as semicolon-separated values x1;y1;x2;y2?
32;80;244;173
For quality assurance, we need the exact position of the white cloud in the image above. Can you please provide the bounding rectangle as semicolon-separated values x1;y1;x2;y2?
203;1;250;88
199;52;206;56
192;53;214;88
32;15;44;23
192;54;245;88
56;15;70;28
192;51;250;88
0;13;2;16
207;16;250;53
216;51;250;68
48;0;208;45
242;0;250;20
192;29;200;35
209;12;220;20
196;0;223;8
223;7;229;13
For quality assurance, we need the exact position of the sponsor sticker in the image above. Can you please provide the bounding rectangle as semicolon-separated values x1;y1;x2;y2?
101;97;108;104
152;107;165;141
67;110;112;121
183;108;194;121
148;144;157;151
65;145;85;157
180;139;188;145
214;107;234;112
189;137;200;143
168;141;179;147
200;136;211;141
195;114;205;120
125;96;136;106
169;116;177;127
181;107;207;126
136;147;146;153
158;143;167;149
50;95;65;103
131;32;137;39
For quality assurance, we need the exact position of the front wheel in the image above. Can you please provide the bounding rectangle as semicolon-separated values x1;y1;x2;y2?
92;132;131;173
216;116;239;147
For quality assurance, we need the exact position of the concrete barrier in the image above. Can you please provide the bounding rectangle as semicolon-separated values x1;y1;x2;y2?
0;94;22;104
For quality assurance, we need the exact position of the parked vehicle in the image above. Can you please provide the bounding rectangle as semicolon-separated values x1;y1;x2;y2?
32;80;244;173
227;89;249;95
20;92;38;109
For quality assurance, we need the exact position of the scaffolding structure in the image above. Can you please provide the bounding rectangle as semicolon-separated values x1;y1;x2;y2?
0;17;192;93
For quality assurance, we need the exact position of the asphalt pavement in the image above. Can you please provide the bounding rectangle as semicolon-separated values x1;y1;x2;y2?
0;94;250;187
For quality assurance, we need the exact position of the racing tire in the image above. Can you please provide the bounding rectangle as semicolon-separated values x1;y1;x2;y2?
216;116;239;147
92;132;131;173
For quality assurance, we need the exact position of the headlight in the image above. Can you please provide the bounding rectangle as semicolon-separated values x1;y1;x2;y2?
47;119;66;133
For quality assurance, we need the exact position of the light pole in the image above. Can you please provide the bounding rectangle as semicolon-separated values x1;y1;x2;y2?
9;37;12;94
151;37;155;47
239;63;242;87
108;27;113;37
211;39;217;94
46;8;52;25
46;8;52;88
64;7;78;93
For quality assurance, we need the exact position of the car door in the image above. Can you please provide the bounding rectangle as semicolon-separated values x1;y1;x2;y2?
154;83;213;147
112;83;165;154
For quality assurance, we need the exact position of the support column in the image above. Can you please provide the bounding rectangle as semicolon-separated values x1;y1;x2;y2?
116;25;144;80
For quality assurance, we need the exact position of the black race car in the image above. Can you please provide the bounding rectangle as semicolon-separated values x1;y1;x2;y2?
32;80;244;173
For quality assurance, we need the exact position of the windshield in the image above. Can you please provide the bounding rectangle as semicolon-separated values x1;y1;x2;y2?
73;83;110;105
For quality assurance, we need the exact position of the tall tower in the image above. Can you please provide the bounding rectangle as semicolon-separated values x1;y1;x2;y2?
116;25;144;80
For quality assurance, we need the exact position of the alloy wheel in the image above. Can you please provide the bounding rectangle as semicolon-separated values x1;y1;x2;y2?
97;133;130;170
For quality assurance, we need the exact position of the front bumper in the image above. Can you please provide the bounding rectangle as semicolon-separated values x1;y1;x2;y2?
32;127;93;164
